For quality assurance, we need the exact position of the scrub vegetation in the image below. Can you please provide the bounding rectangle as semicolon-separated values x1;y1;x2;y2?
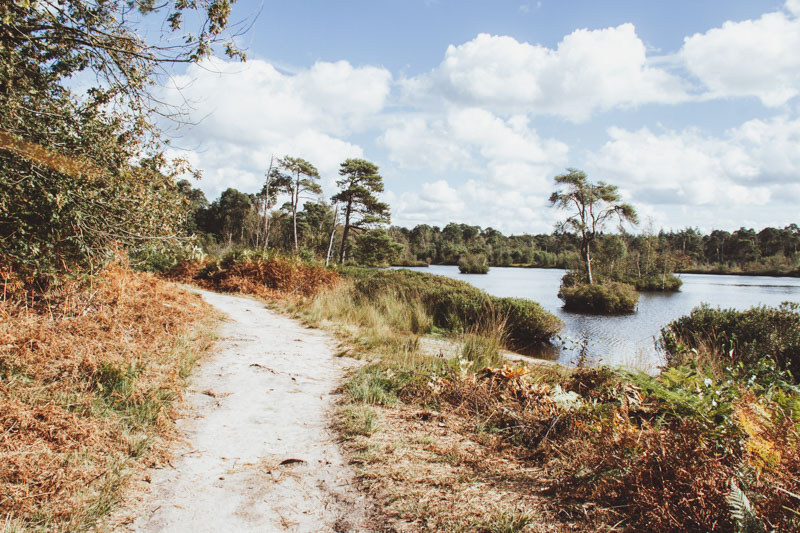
4;1;799;529
303;274;800;531
0;261;217;531
458;253;490;274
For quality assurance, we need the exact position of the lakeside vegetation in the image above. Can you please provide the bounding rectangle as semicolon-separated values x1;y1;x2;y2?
2;1;799;530
457;253;490;274
175;179;800;279
260;259;797;531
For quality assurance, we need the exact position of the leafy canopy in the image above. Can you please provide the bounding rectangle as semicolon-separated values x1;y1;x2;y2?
0;0;244;277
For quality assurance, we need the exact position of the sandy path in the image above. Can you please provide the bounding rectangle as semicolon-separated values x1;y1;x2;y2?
120;289;371;532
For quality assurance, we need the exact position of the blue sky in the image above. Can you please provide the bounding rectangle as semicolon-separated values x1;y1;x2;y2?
160;0;800;234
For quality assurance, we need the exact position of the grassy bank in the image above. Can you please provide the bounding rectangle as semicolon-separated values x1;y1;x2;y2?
679;265;800;278
344;268;562;351
280;266;798;531
0;262;217;531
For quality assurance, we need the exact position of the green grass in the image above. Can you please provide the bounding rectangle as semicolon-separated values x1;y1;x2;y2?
343;268;562;350
341;404;381;436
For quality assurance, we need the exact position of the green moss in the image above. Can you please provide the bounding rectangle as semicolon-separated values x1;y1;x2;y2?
558;281;639;314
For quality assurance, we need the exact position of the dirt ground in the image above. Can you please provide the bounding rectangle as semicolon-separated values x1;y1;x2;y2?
112;289;372;532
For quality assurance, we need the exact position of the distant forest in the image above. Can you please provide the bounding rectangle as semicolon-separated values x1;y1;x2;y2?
181;182;800;276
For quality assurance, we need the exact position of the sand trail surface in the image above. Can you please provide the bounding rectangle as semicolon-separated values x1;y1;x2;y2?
121;289;370;532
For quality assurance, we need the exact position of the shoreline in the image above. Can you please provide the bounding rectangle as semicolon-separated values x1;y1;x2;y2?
392;262;800;278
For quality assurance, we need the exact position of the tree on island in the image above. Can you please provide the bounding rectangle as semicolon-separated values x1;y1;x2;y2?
332;159;391;263
275;157;322;254
549;169;638;284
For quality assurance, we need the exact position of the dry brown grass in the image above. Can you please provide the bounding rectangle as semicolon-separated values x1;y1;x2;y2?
0;260;216;530
165;256;339;300
405;367;800;532
338;403;577;532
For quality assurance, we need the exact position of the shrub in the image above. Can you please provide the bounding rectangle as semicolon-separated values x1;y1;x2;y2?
343;268;562;350
632;274;682;292
660;302;800;381
458;254;489;274
165;250;339;298
558;281;638;314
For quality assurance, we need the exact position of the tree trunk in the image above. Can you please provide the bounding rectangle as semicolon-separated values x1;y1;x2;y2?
581;238;593;284
585;248;593;284
262;156;274;251
338;200;352;264
292;172;299;253
325;203;338;267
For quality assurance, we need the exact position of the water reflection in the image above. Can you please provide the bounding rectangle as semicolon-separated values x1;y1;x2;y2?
396;265;800;369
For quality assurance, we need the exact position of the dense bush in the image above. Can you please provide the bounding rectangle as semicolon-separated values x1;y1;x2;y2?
660;302;800;381
342;268;562;349
631;274;682;291
558;281;639;314
457;254;489;274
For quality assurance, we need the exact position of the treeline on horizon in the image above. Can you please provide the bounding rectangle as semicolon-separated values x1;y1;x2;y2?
180;182;800;276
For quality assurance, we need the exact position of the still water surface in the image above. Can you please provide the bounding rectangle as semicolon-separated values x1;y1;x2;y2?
397;265;800;369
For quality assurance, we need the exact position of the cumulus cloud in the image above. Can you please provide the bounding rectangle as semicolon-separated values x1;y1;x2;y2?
380;108;568;178
402;26;688;121
587;116;800;210
681;1;800;106
160;57;391;198
380;107;568;232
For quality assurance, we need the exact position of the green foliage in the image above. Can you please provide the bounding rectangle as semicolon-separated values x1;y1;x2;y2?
632;273;683;291
1;0;242;277
558;281;638;314
343;268;562;350
346;366;405;406
457;253;489;274
333;159;391;263
660;302;800;381
549;169;638;284
352;229;404;267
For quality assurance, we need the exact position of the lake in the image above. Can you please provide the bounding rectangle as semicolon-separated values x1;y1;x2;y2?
396;265;800;369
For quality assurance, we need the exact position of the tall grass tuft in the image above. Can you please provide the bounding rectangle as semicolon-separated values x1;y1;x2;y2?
458;311;508;371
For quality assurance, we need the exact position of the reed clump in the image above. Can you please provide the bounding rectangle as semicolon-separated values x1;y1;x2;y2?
0;261;215;530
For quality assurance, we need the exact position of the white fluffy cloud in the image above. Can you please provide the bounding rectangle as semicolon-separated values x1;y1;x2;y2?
587;116;800;211
380;108;568;231
161;57;391;198
681;1;800;106
380;108;568;176
403;26;688;121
